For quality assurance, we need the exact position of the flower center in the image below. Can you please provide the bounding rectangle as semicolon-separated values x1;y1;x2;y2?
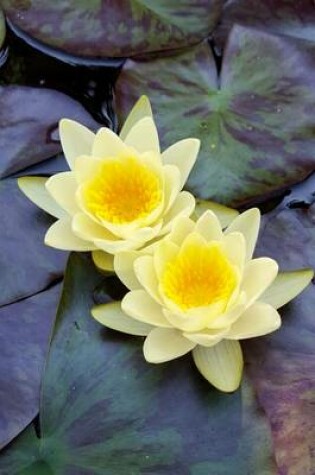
83;156;162;224
161;241;237;310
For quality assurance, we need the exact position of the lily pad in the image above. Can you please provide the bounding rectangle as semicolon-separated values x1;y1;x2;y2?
116;26;315;206
3;0;223;58
245;203;315;473
213;0;315;52
0;254;276;473
0;179;66;306
0;85;99;178
0;284;61;449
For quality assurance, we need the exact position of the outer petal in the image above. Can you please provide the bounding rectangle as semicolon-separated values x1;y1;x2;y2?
124;116;160;154
59;119;95;169
45;218;96;251
46;172;79;216
194;199;239;228
167;216;195;247
153;239;179;280
260;269;314;309
161;138;200;188
119;95;153;141
134;255;162;303
114;251;142;290
122;290;171;327
92;250;114;272
192;340;243;392
94;237;141;253
194;210;223;241
241;258;278;307
225;208;260;260
162;165;181;213
92;302;152;336
17;176;66;219
161;191;195;233
72;213;116;241
183;328;228;347
144;328;196;363
92;127;127;157
223;232;246;272
227;302;281;339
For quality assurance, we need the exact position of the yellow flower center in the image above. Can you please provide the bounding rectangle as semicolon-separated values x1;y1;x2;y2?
83;156;162;224
161;240;237;311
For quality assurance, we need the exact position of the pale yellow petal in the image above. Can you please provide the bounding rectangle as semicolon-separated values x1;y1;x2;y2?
123;116;160;154
194;210;223;241
194;199;239;228
143;328;196;363
114;251;142;290
161;138;200;188
119;95;153;141
154;239;179;280
223;232;246;272
193;340;243;392
161;191;195;233
74;156;103;183
94;237;140;253
17;176;66;219
72;213;116;241
241;258;278;307
163;302;226;333
45;172;79;216
227;302;281;339
92;250;114;272
183;328;228;347
122;290;171;327
59;119;95;169
162;165;181;213
261;269;314;309
45;218;96;251
167;216;194;247
92;301;152;336
92;127;127;157
225;208;260;260
134;255;162;303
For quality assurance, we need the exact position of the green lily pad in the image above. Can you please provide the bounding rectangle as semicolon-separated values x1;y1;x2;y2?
0;85;99;178
116;26;315;206
3;0;223;58
213;0;315;52
245;203;315;473
0;284;61;449
0;254;276;473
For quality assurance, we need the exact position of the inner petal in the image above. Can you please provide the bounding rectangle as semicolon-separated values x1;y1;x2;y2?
82;155;163;225
161;238;238;311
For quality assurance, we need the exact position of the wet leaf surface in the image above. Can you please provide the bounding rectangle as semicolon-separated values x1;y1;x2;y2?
116;26;315;206
0;254;276;474
3;0;223;58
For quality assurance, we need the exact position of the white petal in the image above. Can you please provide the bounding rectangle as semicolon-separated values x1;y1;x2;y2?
192;340;243;392
122;290;171;327
162;191;195;233
194;210;223;241
46;172;79;216
194;199;239;228
92;127;127;157
17;176;66;219
92;250;114;272
123;116;160;154
134;255;162;304
114;251;143;290
45;218;96;251
163;165;181;213
241;258;278;306
92;302;152;336
261;269;314;309
225;208;260;260
72;213;116;240
167;216;195;247
183;328;228;347
119;95;153;141
144;328;196;363
59;119;95;169
162;138;200;188
227;302;281;339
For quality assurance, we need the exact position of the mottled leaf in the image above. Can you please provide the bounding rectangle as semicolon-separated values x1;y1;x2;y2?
3;0;223;58
245;202;315;474
214;0;315;52
116;26;315;206
0;85;99;178
0;284;61;449
0;254;276;473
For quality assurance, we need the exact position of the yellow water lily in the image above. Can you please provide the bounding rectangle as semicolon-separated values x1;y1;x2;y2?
18;96;199;269
92;208;314;392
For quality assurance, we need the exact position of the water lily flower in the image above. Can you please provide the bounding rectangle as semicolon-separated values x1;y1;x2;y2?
18;96;199;270
92;208;314;392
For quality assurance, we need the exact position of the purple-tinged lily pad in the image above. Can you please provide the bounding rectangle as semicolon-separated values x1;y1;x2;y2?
213;0;315;52
3;0;223;58
0;179;66;306
0;283;61;449
0;85;99;178
116;26;315;206
0;254;276;473
244;203;315;474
